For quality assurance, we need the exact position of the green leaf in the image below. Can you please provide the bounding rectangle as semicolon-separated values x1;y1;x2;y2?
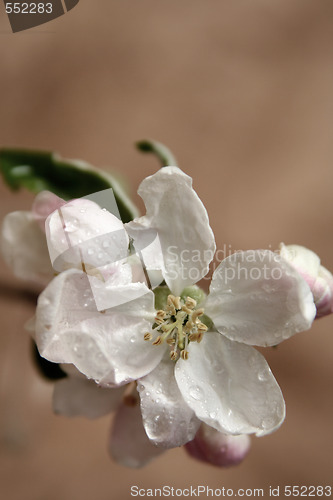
0;148;138;223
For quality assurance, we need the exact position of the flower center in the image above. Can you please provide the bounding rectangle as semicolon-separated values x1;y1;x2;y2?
144;294;208;361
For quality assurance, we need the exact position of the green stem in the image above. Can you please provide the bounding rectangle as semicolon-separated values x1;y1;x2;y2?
136;139;178;167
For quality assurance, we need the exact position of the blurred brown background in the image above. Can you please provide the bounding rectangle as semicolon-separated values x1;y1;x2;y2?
0;1;332;499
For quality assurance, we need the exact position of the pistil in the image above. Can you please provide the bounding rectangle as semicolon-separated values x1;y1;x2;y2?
144;294;208;361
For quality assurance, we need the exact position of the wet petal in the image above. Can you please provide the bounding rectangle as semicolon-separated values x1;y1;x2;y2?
1;211;53;284
53;375;125;419
109;400;165;468
175;332;285;436
126;167;215;295
137;357;200;448
205;250;316;346
46;198;129;273
184;423;251;467
35;269;165;385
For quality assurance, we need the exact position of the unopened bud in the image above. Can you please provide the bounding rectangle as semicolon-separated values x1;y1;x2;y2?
184;423;251;467
279;243;333;318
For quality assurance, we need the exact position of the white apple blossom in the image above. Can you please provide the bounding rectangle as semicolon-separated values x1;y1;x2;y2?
35;166;316;454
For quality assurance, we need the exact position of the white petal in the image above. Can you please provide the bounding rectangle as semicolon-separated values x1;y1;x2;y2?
1;211;53;284
175;332;285;437
53;376;125;419
45;199;129;273
35;269;165;385
205;250;316;346
279;243;320;289
137;357;200;448
126;167;215;295
109;401;165;468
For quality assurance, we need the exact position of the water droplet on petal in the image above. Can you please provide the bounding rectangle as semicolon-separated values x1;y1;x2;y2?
64;219;79;233
261;417;275;430
189;386;203;401
87;248;94;255
258;371;268;382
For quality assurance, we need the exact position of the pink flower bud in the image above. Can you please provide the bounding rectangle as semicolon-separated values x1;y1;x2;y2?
184;424;251;467
279;244;333;318
32;191;66;232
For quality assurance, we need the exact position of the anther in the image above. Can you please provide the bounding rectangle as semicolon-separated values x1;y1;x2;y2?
192;308;204;321
197;332;204;343
181;305;193;314
180;349;189;360
197;322;208;333
168;294;181;310
155;310;166;320
185;297;197;309
144;332;153;341
170;350;178;361
166;338;175;345
152;336;163;346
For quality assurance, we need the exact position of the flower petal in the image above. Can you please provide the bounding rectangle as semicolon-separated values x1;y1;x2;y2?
45;198;129;273
126;167;215;295
1;211;53;284
53;374;125;419
184;423;251;467
32;190;66;232
137;357;200;448
205;250;316;346
109;400;165;468
175;332;285;436
35;269;165;385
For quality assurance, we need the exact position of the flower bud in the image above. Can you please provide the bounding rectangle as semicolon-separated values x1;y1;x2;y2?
184;423;251;467
279;243;333;318
32;190;66;232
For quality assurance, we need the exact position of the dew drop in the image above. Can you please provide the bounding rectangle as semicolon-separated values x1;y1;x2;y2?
261;417;275;430
64;219;79;233
209;411;217;419
87;248;94;255
154;415;160;423
102;240;110;249
130;336;136;343
258;371;267;382
189;386;203;401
